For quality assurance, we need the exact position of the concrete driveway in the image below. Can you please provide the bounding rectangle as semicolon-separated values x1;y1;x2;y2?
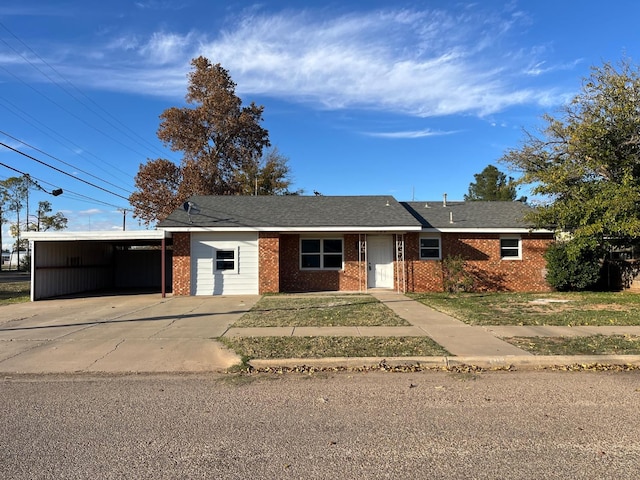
0;294;260;374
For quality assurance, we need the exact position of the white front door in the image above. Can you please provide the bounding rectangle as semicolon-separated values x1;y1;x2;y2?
367;235;394;288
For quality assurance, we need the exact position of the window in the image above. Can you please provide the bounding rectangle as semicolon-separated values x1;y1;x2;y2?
500;237;521;260
301;238;343;269
420;236;441;260
215;249;236;271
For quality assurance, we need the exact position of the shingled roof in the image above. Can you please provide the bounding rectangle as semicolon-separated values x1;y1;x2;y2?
158;195;423;231
402;201;536;230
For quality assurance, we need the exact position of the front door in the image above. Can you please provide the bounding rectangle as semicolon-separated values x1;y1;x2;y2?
367;235;394;288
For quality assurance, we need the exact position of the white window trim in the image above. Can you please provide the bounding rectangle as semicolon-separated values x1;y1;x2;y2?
500;236;522;260
299;237;344;270
214;246;239;274
419;234;442;260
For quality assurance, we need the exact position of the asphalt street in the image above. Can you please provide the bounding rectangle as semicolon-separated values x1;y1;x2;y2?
1;370;639;479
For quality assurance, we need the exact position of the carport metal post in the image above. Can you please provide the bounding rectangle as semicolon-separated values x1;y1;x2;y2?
161;236;166;298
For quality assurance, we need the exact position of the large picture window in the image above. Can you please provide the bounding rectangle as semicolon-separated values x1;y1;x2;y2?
500;237;521;260
301;238;343;269
420;236;441;260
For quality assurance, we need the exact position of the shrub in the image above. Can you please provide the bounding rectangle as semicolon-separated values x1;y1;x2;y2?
441;255;474;293
544;242;602;291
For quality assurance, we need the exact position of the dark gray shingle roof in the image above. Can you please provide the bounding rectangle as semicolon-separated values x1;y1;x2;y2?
402;201;535;229
158;195;423;229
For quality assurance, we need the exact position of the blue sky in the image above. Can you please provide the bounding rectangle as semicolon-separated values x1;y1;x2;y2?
1;0;639;244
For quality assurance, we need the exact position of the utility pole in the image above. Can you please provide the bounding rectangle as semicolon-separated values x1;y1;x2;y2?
118;208;128;231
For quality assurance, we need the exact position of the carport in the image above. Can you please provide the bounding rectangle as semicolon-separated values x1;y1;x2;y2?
25;230;172;301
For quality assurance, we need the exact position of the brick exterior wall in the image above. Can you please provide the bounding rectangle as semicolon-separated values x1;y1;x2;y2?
173;230;551;295
404;232;553;292
172;232;191;296
279;234;366;292
259;232;280;294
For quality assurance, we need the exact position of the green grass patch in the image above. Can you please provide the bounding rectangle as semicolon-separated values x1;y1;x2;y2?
0;281;30;305
408;291;640;326
503;335;640;355
220;336;449;359
233;294;410;327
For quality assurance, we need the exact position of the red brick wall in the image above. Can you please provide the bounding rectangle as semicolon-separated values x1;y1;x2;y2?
405;232;553;292
259;232;280;294
279;234;366;292
172;232;191;296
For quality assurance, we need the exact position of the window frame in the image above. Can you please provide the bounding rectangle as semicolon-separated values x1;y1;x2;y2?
419;235;442;260
500;236;522;260
214;247;238;273
299;237;344;270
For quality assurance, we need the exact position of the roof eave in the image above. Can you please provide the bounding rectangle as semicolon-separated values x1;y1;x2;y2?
158;225;423;233
421;227;553;234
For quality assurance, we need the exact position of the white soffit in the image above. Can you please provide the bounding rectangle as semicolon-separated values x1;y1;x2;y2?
24;230;170;242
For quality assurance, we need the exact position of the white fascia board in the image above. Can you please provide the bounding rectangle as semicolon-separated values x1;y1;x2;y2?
159;226;422;233
421;227;554;234
24;230;169;241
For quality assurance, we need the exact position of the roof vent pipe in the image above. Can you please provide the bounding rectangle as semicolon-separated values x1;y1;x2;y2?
443;193;447;207
449;211;454;224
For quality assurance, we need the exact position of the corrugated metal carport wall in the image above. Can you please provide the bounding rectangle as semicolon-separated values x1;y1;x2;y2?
31;240;172;300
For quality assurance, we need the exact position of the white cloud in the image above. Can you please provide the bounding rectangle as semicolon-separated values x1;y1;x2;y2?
20;5;575;117
364;129;459;139
78;208;103;215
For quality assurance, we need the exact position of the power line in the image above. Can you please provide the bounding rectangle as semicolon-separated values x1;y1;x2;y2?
0;95;134;188
0;129;133;196
0;142;130;202
0;167;128;212
0;21;175;162
0;63;155;171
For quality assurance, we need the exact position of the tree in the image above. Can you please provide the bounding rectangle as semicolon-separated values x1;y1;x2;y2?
501;59;640;254
34;201;68;231
2;177;28;263
0;182;8;262
464;164;517;201
129;158;183;226
544;242;602;291
130;57;293;226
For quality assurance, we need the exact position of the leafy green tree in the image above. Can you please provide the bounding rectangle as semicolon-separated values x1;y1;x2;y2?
544;241;602;291
130;57;294;226
464;164;517;201
34;201;68;232
1;177;28;262
501;59;640;254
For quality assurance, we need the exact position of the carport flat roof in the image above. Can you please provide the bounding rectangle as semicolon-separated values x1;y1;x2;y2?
24;230;170;241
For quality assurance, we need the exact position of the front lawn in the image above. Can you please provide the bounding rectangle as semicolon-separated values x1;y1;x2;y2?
233;294;410;327
409;291;640;326
220;336;449;359
503;335;640;355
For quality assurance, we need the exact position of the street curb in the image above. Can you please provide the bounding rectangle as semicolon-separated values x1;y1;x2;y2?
249;354;640;370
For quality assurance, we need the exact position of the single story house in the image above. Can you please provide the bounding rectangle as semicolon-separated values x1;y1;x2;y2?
157;195;554;296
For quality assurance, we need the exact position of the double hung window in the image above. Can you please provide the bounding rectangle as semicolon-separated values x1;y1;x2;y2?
420;236;441;260
500;237;521;260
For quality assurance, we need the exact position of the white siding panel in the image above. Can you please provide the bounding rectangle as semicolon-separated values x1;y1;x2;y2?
191;232;258;295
